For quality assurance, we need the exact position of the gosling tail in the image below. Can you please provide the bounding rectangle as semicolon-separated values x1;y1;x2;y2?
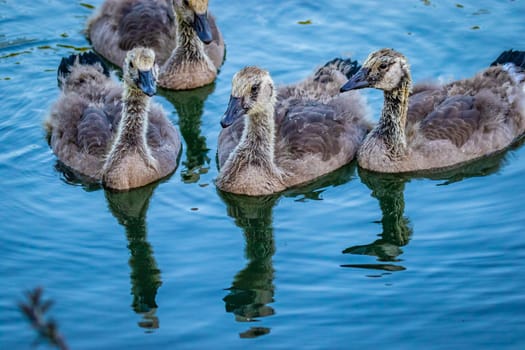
57;51;110;88
314;57;361;83
490;49;525;70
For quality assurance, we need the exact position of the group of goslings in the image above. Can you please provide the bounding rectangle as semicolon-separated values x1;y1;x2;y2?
45;0;525;194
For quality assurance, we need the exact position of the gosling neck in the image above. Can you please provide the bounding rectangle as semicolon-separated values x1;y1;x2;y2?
106;85;151;163
163;16;209;69
374;179;410;245
238;104;276;166
374;77;411;158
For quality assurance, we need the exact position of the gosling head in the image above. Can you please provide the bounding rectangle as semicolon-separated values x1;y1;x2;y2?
221;66;276;128
123;47;158;97
172;0;213;44
340;48;411;93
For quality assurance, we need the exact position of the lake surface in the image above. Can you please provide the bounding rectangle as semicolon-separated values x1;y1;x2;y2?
1;0;524;349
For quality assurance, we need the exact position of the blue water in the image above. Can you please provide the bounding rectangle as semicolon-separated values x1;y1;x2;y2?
1;0;525;349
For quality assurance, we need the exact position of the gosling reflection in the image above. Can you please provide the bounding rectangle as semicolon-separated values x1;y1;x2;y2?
342;144;520;273
52;161;170;329
105;184;162;330
342;170;412;272
161;84;215;183
218;190;279;338
217;164;358;338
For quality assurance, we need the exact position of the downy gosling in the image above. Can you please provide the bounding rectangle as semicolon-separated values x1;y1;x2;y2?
217;60;372;196
45;47;181;190
87;0;224;90
340;48;525;173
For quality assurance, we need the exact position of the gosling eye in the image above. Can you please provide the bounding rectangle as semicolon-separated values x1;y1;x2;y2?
183;0;189;6
379;63;388;70
129;61;135;69
250;84;260;98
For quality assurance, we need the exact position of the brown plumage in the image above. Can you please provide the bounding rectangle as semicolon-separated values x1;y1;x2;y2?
87;0;224;90
217;60;372;196
45;48;181;190
341;48;525;173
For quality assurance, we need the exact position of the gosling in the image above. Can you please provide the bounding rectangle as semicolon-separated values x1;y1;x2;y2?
45;47;181;190
217;60;372;196
87;0;224;90
340;48;525;173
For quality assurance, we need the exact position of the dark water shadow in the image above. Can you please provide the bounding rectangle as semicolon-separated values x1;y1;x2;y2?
105;183;163;331
342;170;412;273
53;161;102;192
52;164;167;331
284;161;358;201
216;162;358;338
217;190;277;338
159;83;215;184
342;138;524;274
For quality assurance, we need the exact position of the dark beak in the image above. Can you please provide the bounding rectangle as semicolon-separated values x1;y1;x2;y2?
340;67;370;92
193;13;213;44
138;70;156;97
221;96;244;128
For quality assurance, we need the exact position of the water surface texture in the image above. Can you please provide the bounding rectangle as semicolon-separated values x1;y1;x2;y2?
1;1;525;349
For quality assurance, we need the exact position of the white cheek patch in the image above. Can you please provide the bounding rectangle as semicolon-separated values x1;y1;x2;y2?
379;63;403;89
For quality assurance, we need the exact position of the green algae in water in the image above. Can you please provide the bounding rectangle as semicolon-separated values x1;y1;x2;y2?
56;44;91;51
80;3;95;9
471;25;480;30
297;19;312;25
0;51;31;59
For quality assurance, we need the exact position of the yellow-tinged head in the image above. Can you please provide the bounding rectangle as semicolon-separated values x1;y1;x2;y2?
221;67;276;128
341;48;411;93
188;0;208;14
123;47;158;97
173;0;212;43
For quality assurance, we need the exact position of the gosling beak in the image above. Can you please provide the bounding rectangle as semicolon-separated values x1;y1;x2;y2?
193;13;213;44
340;68;370;92
221;96;244;128
138;70;156;97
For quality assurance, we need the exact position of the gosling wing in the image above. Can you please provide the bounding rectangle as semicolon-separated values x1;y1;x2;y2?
419;95;481;148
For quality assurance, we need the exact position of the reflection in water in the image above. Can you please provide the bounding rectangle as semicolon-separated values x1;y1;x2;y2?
160;84;215;183
287;162;357;202
54;163;165;330
342;141;522;274
105;184;162;330
343;170;412;272
217;163;358;338
54;161;102;192
218;190;279;338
